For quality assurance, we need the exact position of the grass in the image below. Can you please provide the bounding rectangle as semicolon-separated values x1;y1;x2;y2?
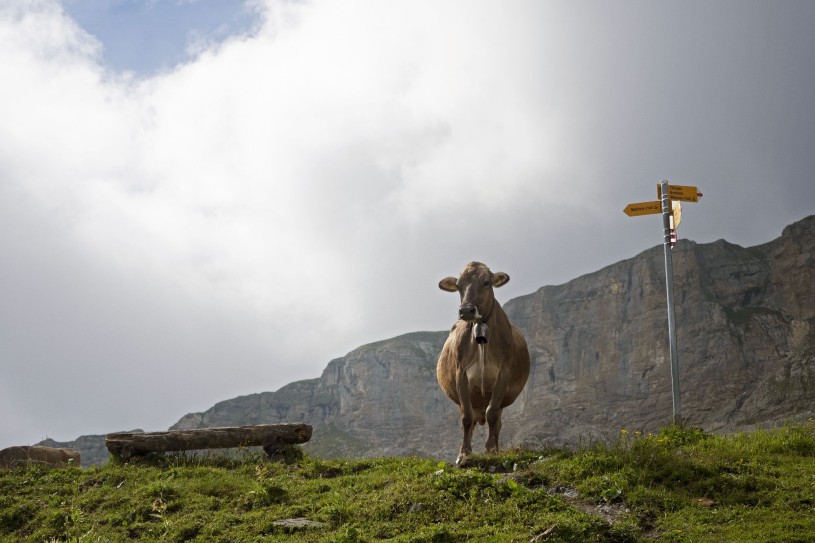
1;424;814;542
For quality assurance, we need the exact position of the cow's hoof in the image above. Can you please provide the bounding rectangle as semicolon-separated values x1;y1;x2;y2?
455;453;470;467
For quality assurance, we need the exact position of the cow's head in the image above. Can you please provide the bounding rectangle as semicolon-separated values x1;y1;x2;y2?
438;261;509;322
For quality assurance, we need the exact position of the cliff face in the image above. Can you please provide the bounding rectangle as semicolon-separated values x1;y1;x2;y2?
169;331;460;459
505;215;815;448
169;216;814;460
50;216;815;464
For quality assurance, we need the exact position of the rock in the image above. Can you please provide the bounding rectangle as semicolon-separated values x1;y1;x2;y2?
0;445;80;468
37;431;142;467
271;518;327;530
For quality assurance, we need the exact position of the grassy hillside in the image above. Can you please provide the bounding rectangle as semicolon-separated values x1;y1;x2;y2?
1;424;814;542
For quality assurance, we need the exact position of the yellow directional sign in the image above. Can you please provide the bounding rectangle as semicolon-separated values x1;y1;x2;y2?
657;184;702;203
623;200;662;216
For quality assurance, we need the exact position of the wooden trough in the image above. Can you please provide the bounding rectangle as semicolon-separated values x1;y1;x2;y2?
105;423;312;461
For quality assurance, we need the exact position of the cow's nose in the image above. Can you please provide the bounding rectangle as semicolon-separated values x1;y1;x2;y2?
459;305;477;321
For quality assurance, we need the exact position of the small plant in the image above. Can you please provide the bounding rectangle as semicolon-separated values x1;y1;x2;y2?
334;525;361;543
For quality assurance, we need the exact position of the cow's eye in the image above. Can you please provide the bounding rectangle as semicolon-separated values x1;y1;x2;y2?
483;280;491;287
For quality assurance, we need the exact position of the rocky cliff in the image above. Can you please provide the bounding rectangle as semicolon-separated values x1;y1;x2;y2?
49;216;815;465
169;331;458;459
507;215;815;448
169;215;814;460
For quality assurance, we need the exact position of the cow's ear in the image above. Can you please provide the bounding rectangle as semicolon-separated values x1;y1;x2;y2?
492;272;510;288
438;277;459;292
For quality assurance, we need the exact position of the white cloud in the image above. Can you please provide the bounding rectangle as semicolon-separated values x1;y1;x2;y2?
1;0;814;447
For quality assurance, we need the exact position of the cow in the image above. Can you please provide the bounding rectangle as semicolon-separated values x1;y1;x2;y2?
0;446;81;469
436;261;531;465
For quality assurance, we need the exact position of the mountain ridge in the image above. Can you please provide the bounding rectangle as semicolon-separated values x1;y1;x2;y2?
41;215;815;466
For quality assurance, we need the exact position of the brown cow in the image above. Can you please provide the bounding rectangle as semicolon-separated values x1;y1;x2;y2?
0;446;81;468
437;262;531;465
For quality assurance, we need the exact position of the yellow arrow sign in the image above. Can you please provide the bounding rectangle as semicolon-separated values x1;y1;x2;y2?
657;184;702;203
624;200;662;216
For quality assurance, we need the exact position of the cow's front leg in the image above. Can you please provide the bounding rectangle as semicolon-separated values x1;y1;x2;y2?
485;370;508;453
455;369;475;465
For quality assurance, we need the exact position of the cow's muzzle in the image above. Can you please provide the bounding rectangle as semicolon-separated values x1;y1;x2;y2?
459;304;481;322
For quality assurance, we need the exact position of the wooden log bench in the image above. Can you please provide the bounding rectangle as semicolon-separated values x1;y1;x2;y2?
105;423;312;461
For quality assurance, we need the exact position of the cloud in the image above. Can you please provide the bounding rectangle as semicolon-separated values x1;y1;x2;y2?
1;0;814;447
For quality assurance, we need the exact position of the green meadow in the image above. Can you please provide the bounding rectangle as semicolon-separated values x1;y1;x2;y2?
2;424;814;542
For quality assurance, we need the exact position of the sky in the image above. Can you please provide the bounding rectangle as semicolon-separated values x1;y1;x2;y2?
1;0;814;449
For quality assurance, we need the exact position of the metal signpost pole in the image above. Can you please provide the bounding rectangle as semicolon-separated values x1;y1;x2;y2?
626;181;701;426
660;179;682;425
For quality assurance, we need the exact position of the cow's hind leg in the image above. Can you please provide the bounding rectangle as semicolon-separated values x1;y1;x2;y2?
485;369;509;453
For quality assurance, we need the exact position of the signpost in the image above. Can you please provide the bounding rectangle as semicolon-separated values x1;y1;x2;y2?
659;180;682;425
624;180;703;426
623;201;662;216
657;183;703;203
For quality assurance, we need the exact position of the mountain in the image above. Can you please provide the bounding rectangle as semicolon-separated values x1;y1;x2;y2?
46;216;815;465
507;215;814;446
169;331;455;458
169;214;815;457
